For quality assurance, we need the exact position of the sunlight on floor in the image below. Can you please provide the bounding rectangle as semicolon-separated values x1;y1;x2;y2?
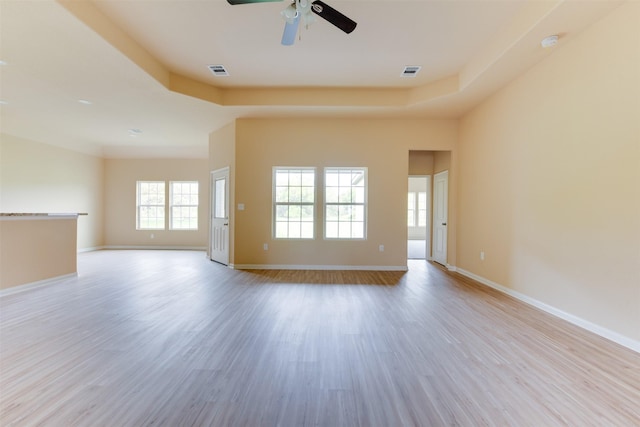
408;239;426;259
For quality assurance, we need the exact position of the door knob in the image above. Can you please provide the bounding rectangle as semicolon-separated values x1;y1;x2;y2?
442;222;447;226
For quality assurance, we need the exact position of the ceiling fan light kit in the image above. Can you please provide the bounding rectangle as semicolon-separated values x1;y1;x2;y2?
281;4;298;24
281;12;300;45
228;0;356;46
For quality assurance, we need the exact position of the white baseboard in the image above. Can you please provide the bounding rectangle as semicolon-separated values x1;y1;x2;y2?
456;268;640;354
233;264;408;272
0;273;77;297
102;245;207;251
78;246;104;253
429;261;456;272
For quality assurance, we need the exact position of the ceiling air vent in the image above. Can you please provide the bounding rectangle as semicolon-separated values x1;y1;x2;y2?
401;66;421;77
208;65;229;77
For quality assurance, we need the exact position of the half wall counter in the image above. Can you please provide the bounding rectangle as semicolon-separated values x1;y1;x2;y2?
0;213;87;290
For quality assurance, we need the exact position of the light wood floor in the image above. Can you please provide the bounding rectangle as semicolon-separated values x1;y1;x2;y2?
1;250;638;426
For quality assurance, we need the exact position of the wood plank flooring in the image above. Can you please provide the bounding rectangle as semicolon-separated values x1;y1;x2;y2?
1;250;639;426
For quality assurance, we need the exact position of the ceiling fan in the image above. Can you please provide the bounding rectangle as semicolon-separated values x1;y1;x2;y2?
227;0;357;46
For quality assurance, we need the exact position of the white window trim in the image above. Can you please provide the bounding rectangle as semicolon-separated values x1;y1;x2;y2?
169;181;199;231
408;192;417;227
408;191;427;228
272;167;316;240
323;167;368;240
136;181;166;230
417;191;427;227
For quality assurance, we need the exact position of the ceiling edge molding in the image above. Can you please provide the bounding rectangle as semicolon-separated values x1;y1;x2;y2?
169;73;225;105
407;75;460;106
221;87;410;107
168;74;414;108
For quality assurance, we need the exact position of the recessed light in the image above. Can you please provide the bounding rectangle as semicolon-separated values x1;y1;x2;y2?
0;60;7;66
541;35;559;48
0;100;8;105
78;99;92;105
128;128;143;137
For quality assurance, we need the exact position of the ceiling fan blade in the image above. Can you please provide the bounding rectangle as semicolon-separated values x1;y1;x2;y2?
227;0;283;5
281;13;300;46
311;1;356;34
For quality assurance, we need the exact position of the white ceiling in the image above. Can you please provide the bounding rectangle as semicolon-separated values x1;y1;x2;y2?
93;0;522;88
0;0;623;158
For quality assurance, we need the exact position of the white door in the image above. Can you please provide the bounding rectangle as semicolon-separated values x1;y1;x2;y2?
210;167;230;265
432;170;448;266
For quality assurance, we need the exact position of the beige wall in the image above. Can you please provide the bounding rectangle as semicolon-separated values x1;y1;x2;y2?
408;151;434;175
434;151;450;174
231;118;457;268
0;217;78;289
104;158;210;248
0;134;104;250
458;2;640;341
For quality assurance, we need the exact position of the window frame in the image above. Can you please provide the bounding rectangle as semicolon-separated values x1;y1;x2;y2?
417;191;427;227
136;181;166;230
169;181;199;231
408;192;416;227
408;191;427;228
323;167;368;240
272;167;316;240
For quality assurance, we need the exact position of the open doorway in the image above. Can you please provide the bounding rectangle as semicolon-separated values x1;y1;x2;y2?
408;150;451;263
408;176;429;259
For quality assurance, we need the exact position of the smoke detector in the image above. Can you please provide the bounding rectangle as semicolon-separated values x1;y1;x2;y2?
541;35;559;48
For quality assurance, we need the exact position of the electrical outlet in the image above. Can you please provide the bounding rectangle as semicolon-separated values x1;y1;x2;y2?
263;243;268;251
150;233;155;239
480;251;485;261
379;244;384;252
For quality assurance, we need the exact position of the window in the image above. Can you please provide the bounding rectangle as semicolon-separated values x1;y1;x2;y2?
325;167;367;239
273;168;315;239
408;191;427;227
408;192;416;226
137;181;165;230
214;178;226;219
417;192;427;227
170;181;199;230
